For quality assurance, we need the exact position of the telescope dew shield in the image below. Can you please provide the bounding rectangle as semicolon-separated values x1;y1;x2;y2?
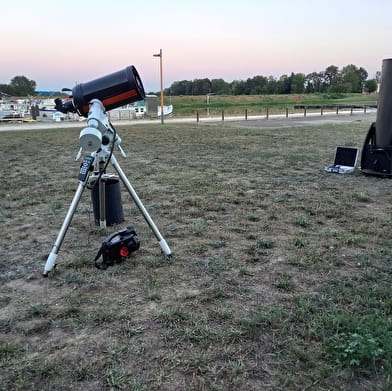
360;58;392;177
72;66;145;117
375;59;392;147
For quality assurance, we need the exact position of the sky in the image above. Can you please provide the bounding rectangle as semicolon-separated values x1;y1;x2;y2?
1;0;391;93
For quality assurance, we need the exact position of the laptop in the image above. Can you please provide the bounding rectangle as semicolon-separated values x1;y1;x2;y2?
325;146;359;174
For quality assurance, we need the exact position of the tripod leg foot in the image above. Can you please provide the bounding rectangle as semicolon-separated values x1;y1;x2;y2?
43;252;58;276
159;239;172;256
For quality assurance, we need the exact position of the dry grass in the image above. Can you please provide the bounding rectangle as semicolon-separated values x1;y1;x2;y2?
1;119;392;390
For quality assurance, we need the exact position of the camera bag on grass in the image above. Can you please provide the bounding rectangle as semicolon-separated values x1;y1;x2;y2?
93;227;140;269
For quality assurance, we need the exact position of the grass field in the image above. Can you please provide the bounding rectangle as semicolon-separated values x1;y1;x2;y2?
168;93;378;118
1;119;392;390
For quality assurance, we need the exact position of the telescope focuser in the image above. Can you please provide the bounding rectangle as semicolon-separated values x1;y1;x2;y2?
54;97;76;114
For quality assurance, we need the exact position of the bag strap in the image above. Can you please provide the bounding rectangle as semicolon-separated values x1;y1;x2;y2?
92;242;108;269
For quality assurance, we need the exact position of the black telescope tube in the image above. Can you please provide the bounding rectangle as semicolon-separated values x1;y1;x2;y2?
375;58;392;147
72;66;145;117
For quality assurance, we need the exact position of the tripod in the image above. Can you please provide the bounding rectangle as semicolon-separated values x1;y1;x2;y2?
43;100;171;276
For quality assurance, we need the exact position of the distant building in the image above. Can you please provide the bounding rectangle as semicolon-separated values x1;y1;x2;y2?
35;91;58;95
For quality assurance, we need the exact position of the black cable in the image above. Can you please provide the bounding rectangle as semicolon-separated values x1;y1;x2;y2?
91;122;117;190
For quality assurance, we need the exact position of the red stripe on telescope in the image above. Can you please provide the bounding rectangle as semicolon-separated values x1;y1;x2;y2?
82;89;139;115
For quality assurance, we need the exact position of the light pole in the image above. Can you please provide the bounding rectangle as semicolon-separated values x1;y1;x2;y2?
153;49;164;124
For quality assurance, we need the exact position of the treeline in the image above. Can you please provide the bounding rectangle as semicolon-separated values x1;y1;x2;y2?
0;76;36;97
166;64;379;96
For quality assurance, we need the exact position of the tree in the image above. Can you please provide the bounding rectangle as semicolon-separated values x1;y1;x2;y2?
169;80;186;95
211;78;231;94
305;72;324;93
192;78;212;95
276;74;291;94
166;63;375;96
358;67;368;90
328;73;348;93
248;75;268;94
364;79;378;94
324;65;339;88
266;76;278;94
290;73;306;94
10;76;36;96
231;80;247;95
0;84;13;96
340;64;368;93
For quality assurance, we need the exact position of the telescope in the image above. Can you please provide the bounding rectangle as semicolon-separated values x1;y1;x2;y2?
43;66;172;276
55;65;145;116
361;58;392;177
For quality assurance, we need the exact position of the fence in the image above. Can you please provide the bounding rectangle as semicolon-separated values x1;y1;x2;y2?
107;109;137;121
194;105;376;122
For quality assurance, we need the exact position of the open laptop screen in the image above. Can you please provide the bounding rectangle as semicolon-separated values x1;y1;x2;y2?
334;147;359;167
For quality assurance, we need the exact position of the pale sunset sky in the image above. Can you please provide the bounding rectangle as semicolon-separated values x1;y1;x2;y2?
1;0;391;92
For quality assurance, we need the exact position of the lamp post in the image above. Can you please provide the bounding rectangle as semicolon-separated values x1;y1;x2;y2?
153;49;164;124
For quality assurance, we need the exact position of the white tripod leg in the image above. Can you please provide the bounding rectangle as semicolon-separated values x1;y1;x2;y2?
110;154;172;256
43;181;86;276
